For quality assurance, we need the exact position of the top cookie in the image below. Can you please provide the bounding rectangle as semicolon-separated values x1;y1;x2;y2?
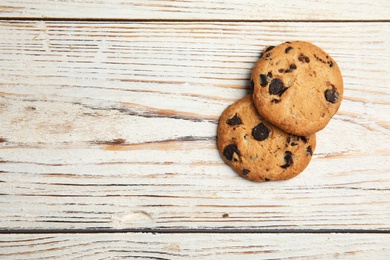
251;41;343;136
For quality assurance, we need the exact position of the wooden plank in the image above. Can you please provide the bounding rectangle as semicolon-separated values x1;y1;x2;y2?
0;233;389;259
0;21;390;231
0;0;389;20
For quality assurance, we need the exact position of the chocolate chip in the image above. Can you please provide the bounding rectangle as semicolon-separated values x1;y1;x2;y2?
265;46;275;52
269;78;284;95
291;142;298;146
227;113;243;126
278;68;284;73
223;144;240;161
285;46;293;53
281;151;293;168
328;61;334;67
285;63;297;73
242;169;250;175
300;136;309;143
306;146;313;156
325;87;340;103
271;99;280;104
280;87;289;96
260;74;268;87
252;123;270;141
286;137;291;144
264;178;270;182
314;54;326;64
267;72;273;78
298;54;310;63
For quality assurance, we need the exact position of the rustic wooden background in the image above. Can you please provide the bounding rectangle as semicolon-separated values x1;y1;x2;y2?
1;0;390;258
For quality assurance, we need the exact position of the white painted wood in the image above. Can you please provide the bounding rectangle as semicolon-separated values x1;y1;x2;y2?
0;21;389;231
0;0;389;20
0;233;389;259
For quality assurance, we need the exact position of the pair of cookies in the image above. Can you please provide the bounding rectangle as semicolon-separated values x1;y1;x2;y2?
217;41;343;182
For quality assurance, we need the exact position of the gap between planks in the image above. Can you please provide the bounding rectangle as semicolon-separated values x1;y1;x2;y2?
0;17;390;23
1;228;390;234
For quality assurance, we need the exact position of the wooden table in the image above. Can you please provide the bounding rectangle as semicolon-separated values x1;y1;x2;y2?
1;1;390;258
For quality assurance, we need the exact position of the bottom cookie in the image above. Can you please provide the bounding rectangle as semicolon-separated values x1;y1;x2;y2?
217;95;316;182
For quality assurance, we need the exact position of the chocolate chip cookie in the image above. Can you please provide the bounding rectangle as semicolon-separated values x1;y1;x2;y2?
217;95;316;182
251;41;343;136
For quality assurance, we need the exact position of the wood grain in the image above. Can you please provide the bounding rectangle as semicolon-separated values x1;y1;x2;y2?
1;21;390;231
0;0;389;20
1;233;389;259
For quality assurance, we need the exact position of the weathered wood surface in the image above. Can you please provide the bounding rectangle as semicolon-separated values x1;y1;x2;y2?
1;21;389;231
1;0;390;258
1;233;390;259
0;0;389;20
